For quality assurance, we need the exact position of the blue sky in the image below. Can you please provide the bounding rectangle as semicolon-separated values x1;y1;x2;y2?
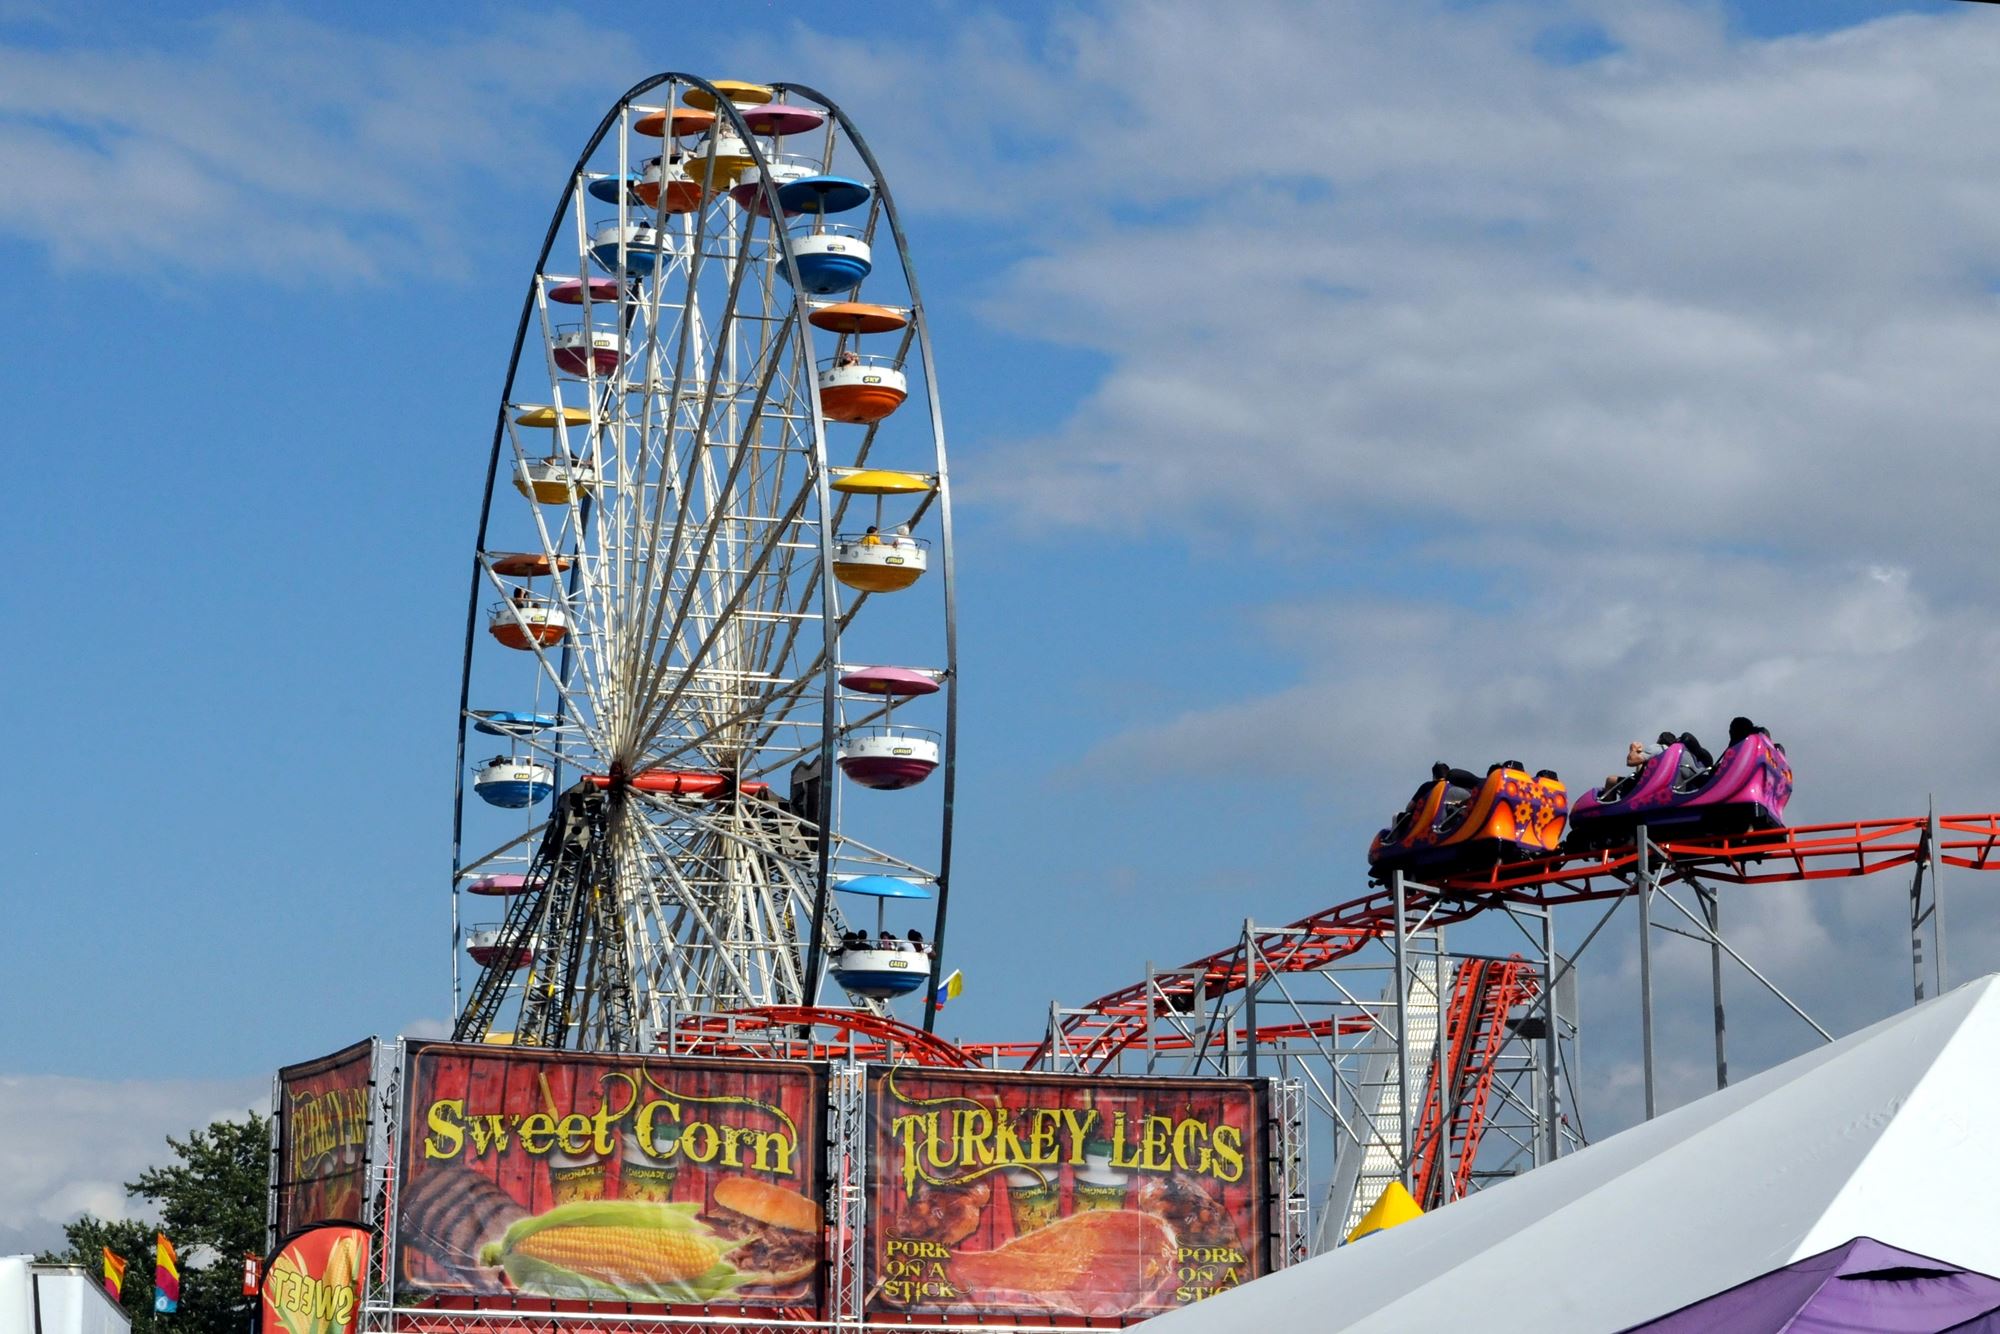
9;0;2000;1245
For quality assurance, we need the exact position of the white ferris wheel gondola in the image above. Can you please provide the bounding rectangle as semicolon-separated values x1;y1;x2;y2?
449;73;959;1051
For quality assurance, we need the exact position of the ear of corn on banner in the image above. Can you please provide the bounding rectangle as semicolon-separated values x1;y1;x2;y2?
479;1200;746;1303
261;1225;369;1334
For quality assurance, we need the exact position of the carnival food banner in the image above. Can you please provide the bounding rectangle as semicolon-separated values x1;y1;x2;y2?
866;1067;1269;1321
261;1223;370;1334
275;1040;375;1237
395;1043;824;1310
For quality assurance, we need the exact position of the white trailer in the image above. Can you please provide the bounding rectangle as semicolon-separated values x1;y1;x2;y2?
0;1257;132;1334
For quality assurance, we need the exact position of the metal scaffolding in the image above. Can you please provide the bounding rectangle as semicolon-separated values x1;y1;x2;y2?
1001;813;2000;1253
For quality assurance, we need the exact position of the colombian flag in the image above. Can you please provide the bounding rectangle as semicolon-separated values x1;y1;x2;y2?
101;1248;125;1301
154;1233;179;1314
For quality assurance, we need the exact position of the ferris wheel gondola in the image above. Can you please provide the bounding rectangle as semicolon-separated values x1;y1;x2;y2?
448;74;958;1051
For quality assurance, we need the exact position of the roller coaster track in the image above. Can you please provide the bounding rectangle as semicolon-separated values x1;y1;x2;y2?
1013;814;2000;1074
1410;957;1539;1206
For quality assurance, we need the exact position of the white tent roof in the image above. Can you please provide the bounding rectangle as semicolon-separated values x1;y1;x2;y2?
1154;974;2000;1334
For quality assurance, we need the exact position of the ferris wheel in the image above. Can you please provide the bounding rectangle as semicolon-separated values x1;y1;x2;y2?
447;75;956;1051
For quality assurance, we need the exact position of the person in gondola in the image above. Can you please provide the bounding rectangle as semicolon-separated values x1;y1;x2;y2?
836;348;860;368
907;928;925;951
1390;762;1479;840
1603;732;1708;796
1728;716;1771;749
862;525;882;545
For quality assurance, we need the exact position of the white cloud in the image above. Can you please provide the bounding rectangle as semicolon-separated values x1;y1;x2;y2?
0;1073;266;1255
754;3;2000;571
0;11;634;280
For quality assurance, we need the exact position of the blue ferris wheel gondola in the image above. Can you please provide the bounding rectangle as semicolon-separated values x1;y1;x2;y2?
590;222;665;276
586;173;641;204
835;874;934;899
473;757;555;808
780;231;873;296
776;174;871;216
472;710;559;737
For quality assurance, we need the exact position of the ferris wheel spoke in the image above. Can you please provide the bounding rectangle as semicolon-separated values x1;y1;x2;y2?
628;479;819;755
626;322;805;720
623;807;769;1006
606;189;742;733
622;316;805;741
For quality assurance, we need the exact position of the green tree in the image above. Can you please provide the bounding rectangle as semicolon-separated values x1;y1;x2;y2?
41;1113;269;1334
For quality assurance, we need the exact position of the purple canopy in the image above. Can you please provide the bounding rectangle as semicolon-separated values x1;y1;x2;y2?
1624;1237;2000;1333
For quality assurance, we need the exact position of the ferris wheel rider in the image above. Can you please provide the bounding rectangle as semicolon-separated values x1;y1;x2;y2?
862;525;882;545
835;348;860;368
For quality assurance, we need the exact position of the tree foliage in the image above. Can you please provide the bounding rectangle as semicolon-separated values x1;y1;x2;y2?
40;1113;269;1334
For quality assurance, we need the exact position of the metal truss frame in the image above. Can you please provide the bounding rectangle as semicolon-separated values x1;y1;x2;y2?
997;812;2000;1254
355;1043;1299;1334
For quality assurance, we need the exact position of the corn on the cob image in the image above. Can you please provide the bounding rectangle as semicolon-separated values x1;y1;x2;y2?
480;1200;747;1302
321;1235;358;1298
513;1221;722;1284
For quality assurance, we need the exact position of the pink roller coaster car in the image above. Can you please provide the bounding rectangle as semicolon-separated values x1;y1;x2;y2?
1569;727;1793;848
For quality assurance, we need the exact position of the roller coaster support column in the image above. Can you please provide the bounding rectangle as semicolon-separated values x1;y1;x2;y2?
1911;801;1946;1003
1392;870;1414;1188
1698;881;1728;1090
1539;907;1561;1166
1637;828;1658;1121
1242;919;1260;1080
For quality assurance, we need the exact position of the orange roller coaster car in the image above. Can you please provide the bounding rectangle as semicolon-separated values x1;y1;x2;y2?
1369;765;1568;883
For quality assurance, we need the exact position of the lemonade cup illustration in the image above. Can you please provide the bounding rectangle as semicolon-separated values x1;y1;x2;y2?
548;1147;609;1204
1071;1136;1129;1212
619;1126;679;1202
1005;1168;1058;1234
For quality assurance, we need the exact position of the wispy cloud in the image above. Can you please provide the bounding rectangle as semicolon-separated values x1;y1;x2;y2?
0;1073;266;1254
0;10;634;281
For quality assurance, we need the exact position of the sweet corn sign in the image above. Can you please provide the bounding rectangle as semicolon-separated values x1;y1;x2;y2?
394;1043;824;1311
260;1224;369;1334
865;1068;1270;1321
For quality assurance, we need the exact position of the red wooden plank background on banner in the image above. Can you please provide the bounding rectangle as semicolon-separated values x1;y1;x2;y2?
865;1067;1269;1323
395;1043;825;1315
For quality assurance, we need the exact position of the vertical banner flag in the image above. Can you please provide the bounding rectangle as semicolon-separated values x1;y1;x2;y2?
865;1067;1270;1321
155;1233;180;1313
242;1254;263;1297
394;1042;825;1310
102;1247;126;1301
260;1224;370;1334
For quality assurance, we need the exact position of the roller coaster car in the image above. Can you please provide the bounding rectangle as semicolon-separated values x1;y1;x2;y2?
1368;766;1568;883
1567;733;1792;848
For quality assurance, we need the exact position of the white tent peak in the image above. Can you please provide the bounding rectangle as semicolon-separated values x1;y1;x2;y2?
1153;973;2000;1334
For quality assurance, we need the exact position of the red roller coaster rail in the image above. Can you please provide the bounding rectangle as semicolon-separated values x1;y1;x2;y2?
1012;814;2000;1074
